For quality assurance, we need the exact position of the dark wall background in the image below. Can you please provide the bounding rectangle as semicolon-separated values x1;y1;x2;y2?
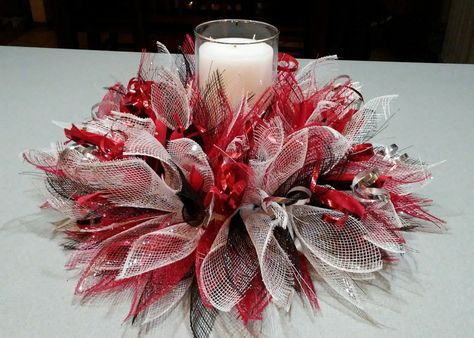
0;0;452;62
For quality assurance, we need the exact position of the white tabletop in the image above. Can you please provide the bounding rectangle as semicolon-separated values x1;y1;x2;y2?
1;46;473;338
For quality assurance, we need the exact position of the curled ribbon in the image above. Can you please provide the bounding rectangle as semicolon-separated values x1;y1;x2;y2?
120;77;168;144
377;143;409;163
263;186;312;210
170;114;208;141
348;143;375;161
321;143;375;189
64;124;125;160
207;162;251;216
278;53;299;73
318;188;366;219
313;186;367;227
351;170;389;202
120;78;154;118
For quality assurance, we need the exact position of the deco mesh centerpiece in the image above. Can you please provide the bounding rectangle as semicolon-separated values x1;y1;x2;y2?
23;36;443;337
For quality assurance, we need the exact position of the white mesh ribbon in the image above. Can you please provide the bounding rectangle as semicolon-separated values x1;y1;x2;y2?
306;100;338;125
296;55;338;95
59;151;182;212
200;218;237;311
241;203;295;309
85;112;156;136
154;41;173;74
344;95;397;143
68;216;173;275
123;127;181;190
303;250;366;309
76;216;169;293
362;200;405;253
290;205;383;273
138;51;157;81
24;146;94;219
305;126;351;175
143;277;193;324
199;216;259;312
42;176;92;219
211;309;254;338
119;222;202;279
263;128;308;195
377;156;431;195
151;68;191;130
347;271;376;281
23;146;59;170
167;138;215;192
74;114;182;191
249;118;285;186
123;127;171;164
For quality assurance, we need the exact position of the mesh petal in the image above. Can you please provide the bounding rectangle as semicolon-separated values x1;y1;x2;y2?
167;138;215;192
291;205;383;273
241;206;295;308
263;128;308;195
119;222;202;278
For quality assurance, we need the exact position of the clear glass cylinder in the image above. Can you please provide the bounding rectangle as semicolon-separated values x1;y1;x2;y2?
195;19;279;109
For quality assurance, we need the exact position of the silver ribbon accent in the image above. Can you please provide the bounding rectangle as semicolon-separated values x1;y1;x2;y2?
352;170;389;202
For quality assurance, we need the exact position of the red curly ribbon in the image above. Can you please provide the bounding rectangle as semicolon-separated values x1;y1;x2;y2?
310;163;321;193
120;77;168;144
64;124;124;160
348;143;375;161
208;163;251;215
278;53;299;73
321;212;349;228
314;186;366;224
120;78;154;118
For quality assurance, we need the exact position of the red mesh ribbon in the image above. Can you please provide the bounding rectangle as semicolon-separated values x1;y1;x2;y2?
236;272;271;324
390;193;445;226
127;252;195;319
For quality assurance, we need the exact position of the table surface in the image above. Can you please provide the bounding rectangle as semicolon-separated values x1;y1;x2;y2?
1;46;473;338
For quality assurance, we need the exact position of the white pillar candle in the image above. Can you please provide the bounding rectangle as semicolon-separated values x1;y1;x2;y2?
198;37;274;110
